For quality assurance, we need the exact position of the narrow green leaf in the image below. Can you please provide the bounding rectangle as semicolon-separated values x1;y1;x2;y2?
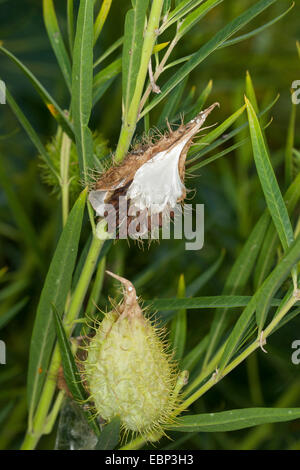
0;155;44;266
188;104;246;162
67;0;75;54
203;211;270;367
86;257;106;317
185;79;213;122
4;87;58;179
163;0;212;32
122;0;149;117
0;46;74;140
189;94;279;162
245;71;259;113
95;417;121;450
0;280;27;302
0;402;14;426
170;275;187;362
94;36;123;68
220;2;295;49
71;234;92;291
285;102;297;187
72;0;94;180
177;0;223;40
219;234;300;370
163;54;191;72
162;0;171;17
27;189;87;422
168;408;300;432
146;295;285;312
245;97;296;329
93;43;169;105
254;172;300;289
43;0;72;91
189;139;247;172
296;40;300;59
94;0;113;44
132;246;184;289
246;97;294;252
186;250;225;297
157;77;188;127
181;336;209;372
274;306;300;332
0;298;28;330
140;0;278;117
93;58;122;105
52;305;100;436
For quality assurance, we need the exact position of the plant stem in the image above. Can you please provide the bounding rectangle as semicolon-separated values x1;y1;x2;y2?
21;234;104;450
114;0;164;162
64;235;104;332
21;348;61;450
176;292;299;414
138;33;178;113
85;256;106;317
43;391;65;434
183;342;225;396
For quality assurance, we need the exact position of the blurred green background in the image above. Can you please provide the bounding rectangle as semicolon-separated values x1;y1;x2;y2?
0;0;299;450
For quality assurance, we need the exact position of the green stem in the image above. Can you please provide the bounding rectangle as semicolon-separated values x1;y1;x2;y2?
183;343;225;396
176;292;299;414
21;234;104;450
21;348;61;450
64;235;104;332
85;256;106;318
43;392;65;435
114;0;164;162
138;33;179;113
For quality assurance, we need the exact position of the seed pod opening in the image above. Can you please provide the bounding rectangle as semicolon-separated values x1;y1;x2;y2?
88;103;219;235
83;271;184;437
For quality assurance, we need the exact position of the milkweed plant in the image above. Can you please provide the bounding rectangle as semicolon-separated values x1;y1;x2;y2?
0;0;300;451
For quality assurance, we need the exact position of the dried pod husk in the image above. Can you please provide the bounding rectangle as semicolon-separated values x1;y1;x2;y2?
83;272;184;437
88;103;219;235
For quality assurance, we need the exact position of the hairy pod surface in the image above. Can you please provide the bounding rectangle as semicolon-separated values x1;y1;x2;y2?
84;272;182;436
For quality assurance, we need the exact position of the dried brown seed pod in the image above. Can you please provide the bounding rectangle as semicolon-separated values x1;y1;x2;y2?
89;103;219;236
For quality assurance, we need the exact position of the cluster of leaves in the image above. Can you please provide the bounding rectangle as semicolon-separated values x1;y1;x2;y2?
0;0;299;450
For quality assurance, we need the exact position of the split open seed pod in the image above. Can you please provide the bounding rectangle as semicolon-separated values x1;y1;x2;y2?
89;103;219;236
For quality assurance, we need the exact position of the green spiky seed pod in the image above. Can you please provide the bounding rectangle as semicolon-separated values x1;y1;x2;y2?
83;271;185;437
40;130;109;201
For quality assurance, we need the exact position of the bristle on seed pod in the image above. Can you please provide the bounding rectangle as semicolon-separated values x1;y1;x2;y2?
83;271;187;437
88;103;219;235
